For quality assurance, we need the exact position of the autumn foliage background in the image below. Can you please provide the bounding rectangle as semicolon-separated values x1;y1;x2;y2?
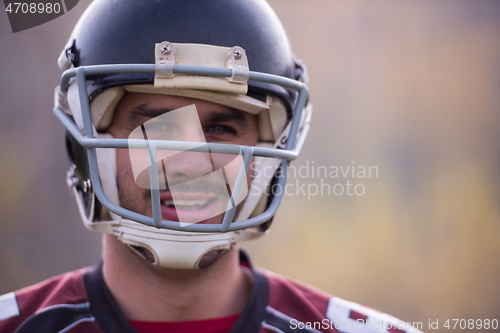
1;1;499;331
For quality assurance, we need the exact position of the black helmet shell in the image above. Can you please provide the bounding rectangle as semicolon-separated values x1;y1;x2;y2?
65;0;301;113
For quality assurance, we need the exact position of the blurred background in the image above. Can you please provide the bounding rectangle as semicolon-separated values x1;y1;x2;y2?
1;0;499;331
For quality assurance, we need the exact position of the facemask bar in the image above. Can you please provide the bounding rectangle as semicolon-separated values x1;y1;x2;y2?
55;64;309;233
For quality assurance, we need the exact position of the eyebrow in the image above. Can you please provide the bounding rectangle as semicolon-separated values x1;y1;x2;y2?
128;104;172;122
129;104;249;126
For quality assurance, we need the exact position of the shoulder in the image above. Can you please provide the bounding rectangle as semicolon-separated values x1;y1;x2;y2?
262;269;332;323
0;267;100;333
260;269;424;333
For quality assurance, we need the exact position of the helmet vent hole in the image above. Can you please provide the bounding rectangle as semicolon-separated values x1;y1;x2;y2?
198;250;225;269
130;245;156;264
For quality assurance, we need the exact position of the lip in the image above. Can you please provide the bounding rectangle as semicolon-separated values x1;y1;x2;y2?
158;191;226;224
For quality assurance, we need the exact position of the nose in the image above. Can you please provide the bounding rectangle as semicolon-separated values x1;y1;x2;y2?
131;127;215;189
158;123;214;187
161;150;214;187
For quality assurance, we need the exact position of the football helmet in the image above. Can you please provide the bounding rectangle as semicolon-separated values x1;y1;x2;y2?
55;0;311;269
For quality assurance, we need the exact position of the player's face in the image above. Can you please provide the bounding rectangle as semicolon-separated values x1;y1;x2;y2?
107;92;259;224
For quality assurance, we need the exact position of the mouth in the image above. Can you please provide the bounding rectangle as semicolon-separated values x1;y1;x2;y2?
162;198;215;210
159;193;225;224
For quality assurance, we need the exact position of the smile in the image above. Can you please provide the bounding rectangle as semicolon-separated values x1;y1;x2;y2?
162;198;214;210
159;192;225;224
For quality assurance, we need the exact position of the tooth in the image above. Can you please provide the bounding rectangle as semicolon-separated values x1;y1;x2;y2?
176;199;208;206
162;199;209;207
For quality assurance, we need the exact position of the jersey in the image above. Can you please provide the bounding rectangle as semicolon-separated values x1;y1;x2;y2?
0;251;424;333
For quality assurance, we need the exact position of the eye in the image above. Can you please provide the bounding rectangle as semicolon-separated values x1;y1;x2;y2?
206;124;236;134
140;121;177;141
145;121;173;133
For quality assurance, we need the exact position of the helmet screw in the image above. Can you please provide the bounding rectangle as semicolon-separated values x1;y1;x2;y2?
71;177;79;188
233;50;242;60
83;179;92;193
161;45;171;55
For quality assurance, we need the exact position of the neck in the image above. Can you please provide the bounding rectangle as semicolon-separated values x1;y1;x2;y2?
102;234;252;322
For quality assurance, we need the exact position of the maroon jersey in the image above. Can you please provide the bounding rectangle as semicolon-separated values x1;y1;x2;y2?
0;252;422;333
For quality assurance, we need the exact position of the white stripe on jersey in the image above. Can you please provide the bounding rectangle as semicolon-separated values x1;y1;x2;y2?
0;292;20;321
58;317;96;333
34;302;90;315
326;297;424;333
